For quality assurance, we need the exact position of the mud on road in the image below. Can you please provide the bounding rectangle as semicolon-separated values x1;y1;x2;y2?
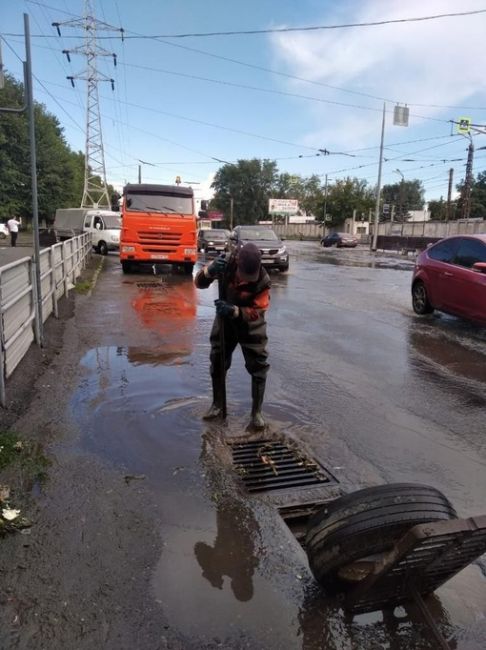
0;255;167;650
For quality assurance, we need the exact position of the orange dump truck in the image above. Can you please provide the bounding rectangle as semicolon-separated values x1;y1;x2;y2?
120;183;197;274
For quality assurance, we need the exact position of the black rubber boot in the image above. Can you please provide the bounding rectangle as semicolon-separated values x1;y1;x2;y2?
249;377;266;430
203;374;225;420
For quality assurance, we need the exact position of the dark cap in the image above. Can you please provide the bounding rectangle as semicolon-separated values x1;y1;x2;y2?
237;243;261;282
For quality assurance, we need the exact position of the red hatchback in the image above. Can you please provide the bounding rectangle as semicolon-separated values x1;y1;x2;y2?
411;234;486;325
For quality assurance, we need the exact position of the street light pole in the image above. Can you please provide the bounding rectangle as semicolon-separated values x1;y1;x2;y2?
394;168;405;221
371;103;386;251
24;13;43;346
229;196;234;230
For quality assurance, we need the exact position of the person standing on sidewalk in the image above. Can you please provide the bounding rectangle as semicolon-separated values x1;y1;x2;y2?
194;243;271;430
7;216;21;247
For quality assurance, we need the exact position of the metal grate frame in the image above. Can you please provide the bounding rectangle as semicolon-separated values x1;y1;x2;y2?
230;440;337;494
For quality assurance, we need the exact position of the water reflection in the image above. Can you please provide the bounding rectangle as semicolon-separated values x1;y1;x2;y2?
129;277;197;365
194;432;261;602
314;250;414;271
407;322;486;411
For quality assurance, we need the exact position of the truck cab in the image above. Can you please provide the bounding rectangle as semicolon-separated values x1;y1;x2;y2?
120;184;197;274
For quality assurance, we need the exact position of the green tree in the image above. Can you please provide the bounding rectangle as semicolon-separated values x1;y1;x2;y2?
456;170;486;219
211;159;278;225
382;180;424;220
428;199;447;220
325;177;375;226
274;173;324;216
0;74;85;223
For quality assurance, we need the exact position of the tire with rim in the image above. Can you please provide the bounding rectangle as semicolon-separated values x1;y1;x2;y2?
279;263;289;273
305;483;456;595
98;241;108;255
412;280;434;315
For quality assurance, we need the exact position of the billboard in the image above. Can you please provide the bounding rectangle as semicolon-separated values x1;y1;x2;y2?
268;198;299;215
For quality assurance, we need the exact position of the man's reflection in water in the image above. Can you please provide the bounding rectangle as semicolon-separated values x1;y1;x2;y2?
194;433;261;602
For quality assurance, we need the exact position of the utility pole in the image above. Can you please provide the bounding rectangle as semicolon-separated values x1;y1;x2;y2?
372;103;386;251
138;165;142;184
229;197;234;230
446;168;453;222
323;174;328;222
461;141;474;220
53;1;123;208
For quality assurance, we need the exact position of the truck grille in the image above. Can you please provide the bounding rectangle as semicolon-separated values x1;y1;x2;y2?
138;231;182;251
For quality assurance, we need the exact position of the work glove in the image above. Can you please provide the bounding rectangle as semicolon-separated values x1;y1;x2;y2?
206;254;227;278
215;299;238;319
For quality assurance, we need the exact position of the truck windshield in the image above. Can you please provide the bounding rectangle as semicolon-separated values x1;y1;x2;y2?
125;193;193;215
103;215;121;229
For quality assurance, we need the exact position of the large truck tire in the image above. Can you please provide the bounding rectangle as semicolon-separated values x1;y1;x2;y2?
305;483;457;594
121;261;132;274
183;262;194;276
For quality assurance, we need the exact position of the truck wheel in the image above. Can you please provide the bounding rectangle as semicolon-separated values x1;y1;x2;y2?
183;263;194;275
98;241;108;255
305;483;456;595
121;261;132;274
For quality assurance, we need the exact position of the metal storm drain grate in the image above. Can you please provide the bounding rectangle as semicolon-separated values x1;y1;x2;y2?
136;281;167;289
230;440;335;494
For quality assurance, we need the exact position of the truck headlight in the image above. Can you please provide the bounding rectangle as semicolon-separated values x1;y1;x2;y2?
122;245;135;252
184;248;196;255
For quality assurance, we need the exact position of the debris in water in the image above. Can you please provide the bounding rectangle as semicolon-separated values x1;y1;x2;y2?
260;454;279;476
124;474;146;485
2;508;21;521
0;485;10;502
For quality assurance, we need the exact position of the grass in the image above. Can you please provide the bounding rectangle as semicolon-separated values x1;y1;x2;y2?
74;279;93;294
0;431;51;484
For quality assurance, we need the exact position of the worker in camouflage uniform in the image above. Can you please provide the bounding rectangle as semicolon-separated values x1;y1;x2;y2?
194;242;271;430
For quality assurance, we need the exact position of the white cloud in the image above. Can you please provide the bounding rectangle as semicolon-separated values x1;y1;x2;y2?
270;0;486;150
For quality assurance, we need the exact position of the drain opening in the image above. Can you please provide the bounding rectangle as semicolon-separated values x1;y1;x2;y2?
230;440;336;494
136;281;167;289
279;502;330;548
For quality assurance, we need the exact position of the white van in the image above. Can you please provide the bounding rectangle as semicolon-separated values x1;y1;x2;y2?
54;208;121;255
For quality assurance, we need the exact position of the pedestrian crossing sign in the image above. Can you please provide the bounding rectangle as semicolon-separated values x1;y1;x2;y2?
457;117;471;134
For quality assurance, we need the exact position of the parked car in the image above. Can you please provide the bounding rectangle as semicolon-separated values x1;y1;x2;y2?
0;223;9;239
227;225;289;272
411;234;486;325
197;228;229;254
321;232;358;248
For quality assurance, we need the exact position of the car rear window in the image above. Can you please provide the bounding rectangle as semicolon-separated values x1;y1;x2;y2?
454;238;486;268
428;239;459;263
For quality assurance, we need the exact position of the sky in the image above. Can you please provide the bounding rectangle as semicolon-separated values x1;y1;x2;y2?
2;0;486;204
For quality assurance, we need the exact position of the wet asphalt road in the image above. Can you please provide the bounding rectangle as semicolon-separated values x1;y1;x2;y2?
60;242;486;648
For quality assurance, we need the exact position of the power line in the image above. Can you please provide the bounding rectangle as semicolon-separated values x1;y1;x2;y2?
12;8;486;38
6;28;486;112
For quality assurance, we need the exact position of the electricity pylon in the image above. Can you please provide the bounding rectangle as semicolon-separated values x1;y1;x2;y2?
53;1;123;208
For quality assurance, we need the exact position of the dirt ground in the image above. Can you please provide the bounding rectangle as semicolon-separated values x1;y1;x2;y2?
0;255;175;650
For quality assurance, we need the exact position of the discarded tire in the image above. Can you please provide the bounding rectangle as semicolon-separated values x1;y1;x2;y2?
305;483;457;595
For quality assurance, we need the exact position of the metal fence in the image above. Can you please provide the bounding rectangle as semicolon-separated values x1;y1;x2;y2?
0;233;91;406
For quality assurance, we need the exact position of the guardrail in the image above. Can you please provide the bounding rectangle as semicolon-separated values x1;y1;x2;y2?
0;233;91;406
